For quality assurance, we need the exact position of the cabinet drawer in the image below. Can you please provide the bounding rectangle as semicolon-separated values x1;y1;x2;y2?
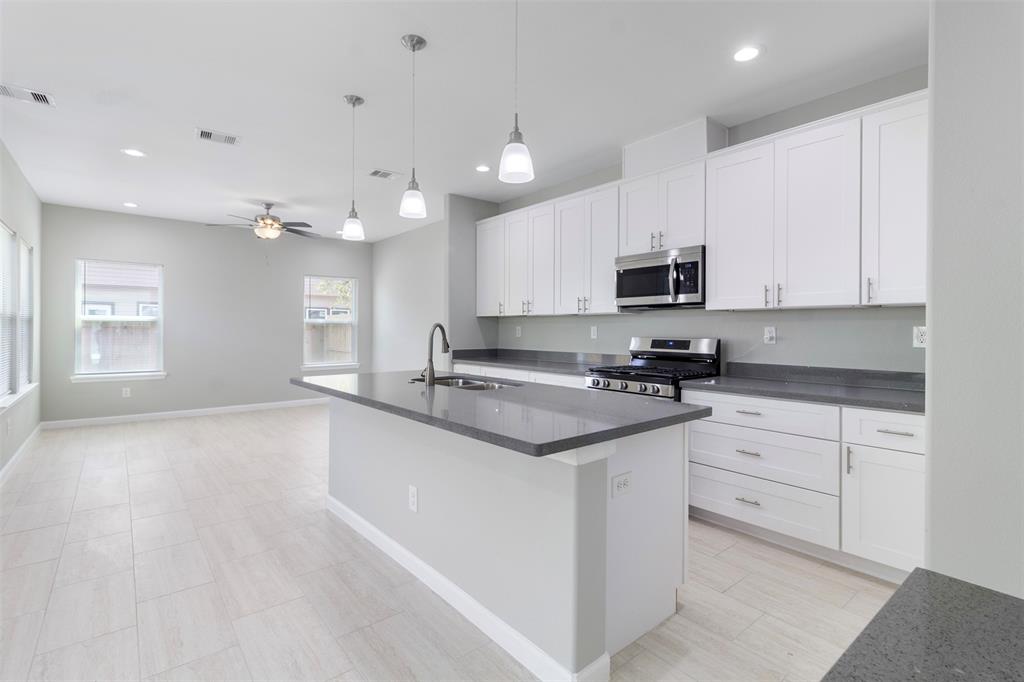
841;407;925;454
681;390;840;440
529;371;585;389
690;463;839;549
688;421;840;495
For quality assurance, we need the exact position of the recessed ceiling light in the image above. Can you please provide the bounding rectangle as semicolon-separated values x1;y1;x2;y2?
476;164;490;172
120;148;146;157
733;45;762;62
122;202;138;208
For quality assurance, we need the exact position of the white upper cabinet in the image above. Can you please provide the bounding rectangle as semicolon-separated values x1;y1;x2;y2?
584;186;619;314
773;119;862;308
554;197;587;314
476;216;506;316
705;143;775;310
505;211;529;316
528;205;556;315
618;175;659;256
659;160;706;250
861;98;928;305
620;161;705;257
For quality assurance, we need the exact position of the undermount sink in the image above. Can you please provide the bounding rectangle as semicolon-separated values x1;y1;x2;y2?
410;375;516;391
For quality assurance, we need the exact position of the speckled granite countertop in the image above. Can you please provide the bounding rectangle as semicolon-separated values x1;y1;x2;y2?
291;371;710;457
824;568;1024;681
680;375;925;413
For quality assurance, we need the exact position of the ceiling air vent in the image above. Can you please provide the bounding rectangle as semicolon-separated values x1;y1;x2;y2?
195;127;240;146
368;169;400;180
0;83;55;107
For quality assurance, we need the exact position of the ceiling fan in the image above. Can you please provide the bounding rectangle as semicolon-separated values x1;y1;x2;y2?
207;202;318;240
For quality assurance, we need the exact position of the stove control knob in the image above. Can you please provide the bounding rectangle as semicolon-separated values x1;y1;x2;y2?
590;378;600;387
638;383;648;393
651;385;661;395
601;379;611;388
620;381;629;390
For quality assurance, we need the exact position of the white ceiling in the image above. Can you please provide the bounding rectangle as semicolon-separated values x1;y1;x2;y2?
0;1;928;242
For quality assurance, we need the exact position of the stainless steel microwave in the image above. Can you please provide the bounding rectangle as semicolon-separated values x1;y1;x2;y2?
615;246;705;310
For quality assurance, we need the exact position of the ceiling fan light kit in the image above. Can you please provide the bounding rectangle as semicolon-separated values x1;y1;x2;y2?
208;201;317;239
340;94;367;241
498;0;534;184
399;33;428;219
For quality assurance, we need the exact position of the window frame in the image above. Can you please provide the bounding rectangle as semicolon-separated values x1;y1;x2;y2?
301;274;358;371
0;220;38;410
73;258;166;381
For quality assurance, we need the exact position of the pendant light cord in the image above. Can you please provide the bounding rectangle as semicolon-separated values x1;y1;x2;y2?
351;100;356;211
411;46;417;176
514;0;519;121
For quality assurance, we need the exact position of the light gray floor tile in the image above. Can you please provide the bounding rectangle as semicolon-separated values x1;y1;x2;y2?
15;478;79;506
147;645;252;682
2;498;74;535
66;503;132;543
212;550;304;619
0;559;57;619
28;626;139;681
132;510;198;554
55;531;133;587
135;540;215;602
0;524;67;570
36;569;136;654
137;582;237;677
0;611;45;682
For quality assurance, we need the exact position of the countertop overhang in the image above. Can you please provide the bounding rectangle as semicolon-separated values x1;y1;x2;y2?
291;371;711;457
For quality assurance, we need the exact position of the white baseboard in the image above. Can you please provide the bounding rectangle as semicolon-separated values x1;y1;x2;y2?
40;397;329;430
690;508;910;585
0;422;41;484
326;496;610;682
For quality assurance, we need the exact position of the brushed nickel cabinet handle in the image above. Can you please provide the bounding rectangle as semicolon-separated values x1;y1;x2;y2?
521;300;525;315
498;301;503;315
577;297;582;313
777;283;782;306
866;277;874;303
735;448;762;457
735;409;762;416
527;300;532;314
583;297;590;312
846;446;853;474
650;232;655;251
877;428;915;437
659;231;664;249
735;497;761;507
764;285;769;308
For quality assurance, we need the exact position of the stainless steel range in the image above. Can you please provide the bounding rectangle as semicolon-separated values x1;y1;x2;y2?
584;337;721;400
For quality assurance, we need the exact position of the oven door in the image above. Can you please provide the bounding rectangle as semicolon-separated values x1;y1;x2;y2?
615;247;704;308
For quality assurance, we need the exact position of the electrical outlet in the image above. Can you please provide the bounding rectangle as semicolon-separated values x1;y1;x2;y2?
763;326;777;345
121;387;131;398
408;484;418;513
611;471;632;498
515;325;522;338
590;326;598;340
913;326;927;348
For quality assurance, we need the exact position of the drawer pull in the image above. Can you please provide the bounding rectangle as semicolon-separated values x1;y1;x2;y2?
876;428;915;437
735;496;761;507
735;448;762;457
846;446;853;474
735;409;762;416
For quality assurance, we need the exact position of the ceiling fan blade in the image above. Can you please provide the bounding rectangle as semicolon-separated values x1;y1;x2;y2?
283;227;319;238
281;221;312;228
205;223;253;227
227;214;256;222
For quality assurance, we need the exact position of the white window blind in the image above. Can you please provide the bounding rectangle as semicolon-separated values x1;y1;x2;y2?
303;275;357;367
75;259;164;375
0;227;14;396
17;241;32;387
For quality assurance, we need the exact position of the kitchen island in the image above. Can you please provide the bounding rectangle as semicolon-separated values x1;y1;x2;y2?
291;371;710;682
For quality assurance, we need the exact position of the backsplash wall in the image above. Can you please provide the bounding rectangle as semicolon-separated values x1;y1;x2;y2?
496;307;926;372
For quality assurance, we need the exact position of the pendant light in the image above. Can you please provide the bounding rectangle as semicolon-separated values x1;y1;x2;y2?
399;34;428;219
339;94;366;241
498;0;534;184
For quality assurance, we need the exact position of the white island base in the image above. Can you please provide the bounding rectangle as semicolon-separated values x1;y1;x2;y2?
325;399;688;682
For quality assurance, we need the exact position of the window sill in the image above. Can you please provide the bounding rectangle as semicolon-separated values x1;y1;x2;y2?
0;383;39;411
300;363;360;373
70;371;167;383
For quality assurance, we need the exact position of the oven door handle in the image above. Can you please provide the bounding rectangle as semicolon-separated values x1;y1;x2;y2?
668;257;678;302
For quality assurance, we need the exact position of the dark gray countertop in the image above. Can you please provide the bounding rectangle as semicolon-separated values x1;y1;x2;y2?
680;375;925;413
290;371;710;457
824;568;1024;681
454;356;593;377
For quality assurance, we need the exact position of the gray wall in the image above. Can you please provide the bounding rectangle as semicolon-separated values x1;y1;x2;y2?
727;65;929;145
40;204;373;422
371;218;449;373
447;194;499;351
0;140;42;467
927;2;1024;597
498;307;927;372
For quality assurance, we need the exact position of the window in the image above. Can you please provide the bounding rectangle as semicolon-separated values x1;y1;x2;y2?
0;226;14;397
17;241;32;388
75;259;164;377
303;275;357;367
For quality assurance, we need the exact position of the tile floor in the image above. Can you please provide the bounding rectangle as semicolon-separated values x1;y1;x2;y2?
0;404;896;681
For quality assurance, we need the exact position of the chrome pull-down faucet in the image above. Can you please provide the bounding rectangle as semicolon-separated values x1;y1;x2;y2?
423;322;450;386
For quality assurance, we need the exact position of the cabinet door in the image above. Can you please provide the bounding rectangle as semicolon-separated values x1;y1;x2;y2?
705;144;775;310
476;217;505;316
554;197;587;314
584;186;619;314
773;119;861;308
659;160;705;248
841;443;925;571
505;212;529;316
618;174;658;256
527;205;555;315
862;99;928;305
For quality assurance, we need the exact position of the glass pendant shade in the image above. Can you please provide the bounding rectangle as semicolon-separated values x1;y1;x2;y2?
399;175;427;219
340;208;365;241
254;225;282;239
498;125;534;184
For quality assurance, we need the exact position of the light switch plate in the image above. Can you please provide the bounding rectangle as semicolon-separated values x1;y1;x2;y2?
590;326;598;340
763;326;776;345
121;387;131;398
611;472;632;498
913;326;927;348
515;326;521;338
